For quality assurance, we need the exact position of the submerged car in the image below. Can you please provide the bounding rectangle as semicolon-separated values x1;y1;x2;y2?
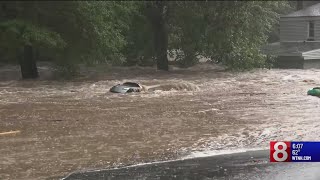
109;82;142;93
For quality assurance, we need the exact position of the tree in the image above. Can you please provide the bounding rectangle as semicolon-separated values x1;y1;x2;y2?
146;1;169;71
122;2;155;67
125;1;290;70
169;1;290;70
0;1;137;78
0;1;293;77
0;19;66;79
0;2;66;79
168;1;207;67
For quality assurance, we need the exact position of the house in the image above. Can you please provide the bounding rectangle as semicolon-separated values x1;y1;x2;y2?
263;2;320;69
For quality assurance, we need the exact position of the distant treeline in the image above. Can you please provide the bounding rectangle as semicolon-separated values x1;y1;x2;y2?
0;1;294;79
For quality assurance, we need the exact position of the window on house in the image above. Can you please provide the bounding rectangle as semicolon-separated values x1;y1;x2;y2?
308;21;315;41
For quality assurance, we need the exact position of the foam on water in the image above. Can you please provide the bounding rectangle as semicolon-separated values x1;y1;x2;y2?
182;147;266;159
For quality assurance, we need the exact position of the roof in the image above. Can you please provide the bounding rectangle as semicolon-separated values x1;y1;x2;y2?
303;48;320;60
282;3;320;18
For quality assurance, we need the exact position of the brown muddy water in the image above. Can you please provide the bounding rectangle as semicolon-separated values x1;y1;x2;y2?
1;63;320;180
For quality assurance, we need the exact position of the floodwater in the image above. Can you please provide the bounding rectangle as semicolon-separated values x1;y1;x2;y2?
0;63;320;180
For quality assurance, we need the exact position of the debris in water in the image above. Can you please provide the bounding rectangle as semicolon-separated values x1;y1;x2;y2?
302;79;315;83
0;130;20;136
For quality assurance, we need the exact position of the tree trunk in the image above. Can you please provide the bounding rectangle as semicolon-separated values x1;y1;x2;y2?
19;45;39;79
148;1;169;71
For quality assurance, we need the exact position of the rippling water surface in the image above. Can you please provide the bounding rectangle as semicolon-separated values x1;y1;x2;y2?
1;63;320;179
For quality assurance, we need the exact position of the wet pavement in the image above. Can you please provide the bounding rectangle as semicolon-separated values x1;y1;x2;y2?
63;150;320;180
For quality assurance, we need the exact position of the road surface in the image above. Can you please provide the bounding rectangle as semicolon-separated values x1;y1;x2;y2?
63;150;320;180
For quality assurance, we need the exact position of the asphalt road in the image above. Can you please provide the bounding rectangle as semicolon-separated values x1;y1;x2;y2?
62;150;320;180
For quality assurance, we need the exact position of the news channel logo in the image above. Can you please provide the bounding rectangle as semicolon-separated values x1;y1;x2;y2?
270;141;320;162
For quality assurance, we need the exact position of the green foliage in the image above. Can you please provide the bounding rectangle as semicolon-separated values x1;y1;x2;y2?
0;19;66;65
168;2;207;67
122;2;155;66
0;1;138;76
220;1;290;70
0;19;66;48
76;1;135;63
171;1;290;70
126;1;289;70
0;1;293;76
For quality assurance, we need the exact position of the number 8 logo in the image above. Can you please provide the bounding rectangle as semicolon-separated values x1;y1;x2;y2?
273;142;288;162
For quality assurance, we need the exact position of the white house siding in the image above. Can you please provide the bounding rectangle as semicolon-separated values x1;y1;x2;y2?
275;3;320;69
315;21;320;40
280;17;320;42
280;20;308;41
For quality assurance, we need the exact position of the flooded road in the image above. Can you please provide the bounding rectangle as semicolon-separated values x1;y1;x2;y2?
1;64;320;179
